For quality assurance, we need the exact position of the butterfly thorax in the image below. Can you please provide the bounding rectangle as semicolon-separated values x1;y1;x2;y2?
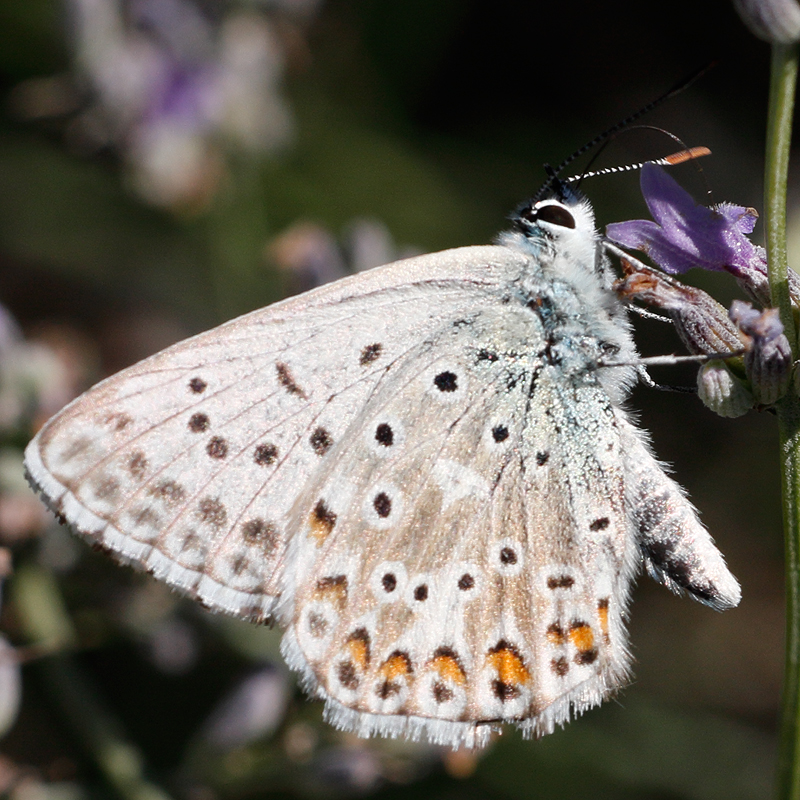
499;194;637;404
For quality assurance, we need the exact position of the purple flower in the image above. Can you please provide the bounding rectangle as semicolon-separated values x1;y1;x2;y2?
728;300;792;405
729;299;784;345
606;163;767;280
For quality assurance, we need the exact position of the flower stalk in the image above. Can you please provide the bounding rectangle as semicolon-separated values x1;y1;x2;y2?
606;30;800;792
766;44;799;345
769;40;800;800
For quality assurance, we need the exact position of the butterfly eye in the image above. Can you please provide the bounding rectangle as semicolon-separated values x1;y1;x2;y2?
534;204;576;229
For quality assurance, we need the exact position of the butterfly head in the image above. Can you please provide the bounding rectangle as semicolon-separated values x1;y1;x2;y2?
509;179;598;264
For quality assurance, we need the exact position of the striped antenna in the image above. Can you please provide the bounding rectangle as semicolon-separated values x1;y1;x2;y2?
530;64;714;202
563;146;711;184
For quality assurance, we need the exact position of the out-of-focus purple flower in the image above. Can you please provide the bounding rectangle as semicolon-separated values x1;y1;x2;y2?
201;664;290;750
308;746;383;794
13;0;315;210
606;163;766;278
268;222;348;293
0;304;84;546
146;616;199;675
267;218;418;295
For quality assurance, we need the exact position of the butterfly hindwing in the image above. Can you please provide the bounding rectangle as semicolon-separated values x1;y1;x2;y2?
282;302;638;746
618;419;741;610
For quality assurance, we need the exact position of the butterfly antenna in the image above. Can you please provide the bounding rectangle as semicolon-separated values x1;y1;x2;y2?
564;145;711;183
531;63;714;202
569;124;712;197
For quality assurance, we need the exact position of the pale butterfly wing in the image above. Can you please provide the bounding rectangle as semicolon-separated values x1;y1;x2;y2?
617;417;741;608
282;306;639;747
24;245;529;623
24;190;741;749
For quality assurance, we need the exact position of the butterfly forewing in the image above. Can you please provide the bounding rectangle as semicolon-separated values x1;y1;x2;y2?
25;246;530;624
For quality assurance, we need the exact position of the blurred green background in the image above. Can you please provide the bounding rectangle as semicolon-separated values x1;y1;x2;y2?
0;0;789;798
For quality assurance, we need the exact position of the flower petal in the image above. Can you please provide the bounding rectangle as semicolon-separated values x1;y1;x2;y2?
640;162;707;232
607;164;769;279
718;202;758;235
606;219;705;274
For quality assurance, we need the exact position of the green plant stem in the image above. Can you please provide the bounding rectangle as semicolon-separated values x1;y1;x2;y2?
767;44;799;344
769;41;800;800
12;564;174;800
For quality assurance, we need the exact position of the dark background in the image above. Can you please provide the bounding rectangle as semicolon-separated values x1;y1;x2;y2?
0;1;788;798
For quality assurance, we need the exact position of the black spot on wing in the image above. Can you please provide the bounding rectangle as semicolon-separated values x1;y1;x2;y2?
254;443;278;465
360;343;383;365
433;682;454;703
492;425;509;442
434;371;458;392
499;547;517;565
551;656;569;676
547;575;574;589
375;423;394;446
197;497;227;529
242;519;279;554
149;480;186;507
275;362;306;398
206;436;228;459
458;573;474;591
381;573;397;592
373;492;392;518
188;413;209;433
128;452;148;480
310;427;333;456
337;661;359;689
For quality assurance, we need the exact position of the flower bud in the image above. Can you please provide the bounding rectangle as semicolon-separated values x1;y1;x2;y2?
733;0;800;43
697;360;754;418
614;256;745;355
729;301;793;405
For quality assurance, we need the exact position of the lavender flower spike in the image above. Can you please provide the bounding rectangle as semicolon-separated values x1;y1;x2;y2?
608;166;797;412
607;163;766;278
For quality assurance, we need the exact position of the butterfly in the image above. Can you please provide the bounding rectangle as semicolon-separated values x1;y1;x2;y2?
23;178;740;749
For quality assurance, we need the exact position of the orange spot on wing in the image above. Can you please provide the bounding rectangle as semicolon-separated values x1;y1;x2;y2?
380;651;412;680
347;639;368;669
315;575;348;608
568;622;595;652
345;629;370;669
308;499;336;545
597;599;610;638
432;654;466;686
487;642;530;685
